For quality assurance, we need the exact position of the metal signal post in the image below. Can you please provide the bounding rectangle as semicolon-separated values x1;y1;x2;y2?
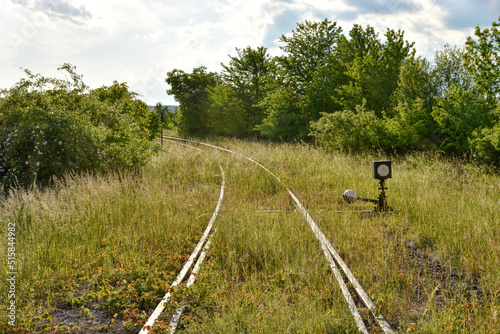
342;160;393;213
375;178;390;212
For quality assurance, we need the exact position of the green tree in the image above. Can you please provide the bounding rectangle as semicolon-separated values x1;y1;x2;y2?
304;55;346;120
384;98;436;150
395;56;436;106
461;18;500;166
306;24;417;125
255;86;306;141
166;66;220;136
387;55;441;150
258;19;342;141
277;19;343;91
430;18;500;162
336;53;385;114
220;46;272;133
207;85;247;137
337;24;381;62
463;17;500;102
433;44;473;98
335;25;415;116
432;86;493;154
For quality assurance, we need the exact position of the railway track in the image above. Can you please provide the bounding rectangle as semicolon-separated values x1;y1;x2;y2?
140;137;395;333
139;142;225;334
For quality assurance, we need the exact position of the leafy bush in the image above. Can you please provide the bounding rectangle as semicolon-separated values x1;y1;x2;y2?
384;98;438;151
469;104;500;167
310;104;385;152
0;64;159;187
431;86;494;154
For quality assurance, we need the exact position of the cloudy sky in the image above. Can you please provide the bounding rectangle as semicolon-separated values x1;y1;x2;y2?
1;0;499;105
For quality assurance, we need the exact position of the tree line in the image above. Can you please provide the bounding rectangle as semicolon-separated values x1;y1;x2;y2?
166;18;500;167
2;19;499;188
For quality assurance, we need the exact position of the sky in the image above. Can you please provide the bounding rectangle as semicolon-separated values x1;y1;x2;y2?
1;0;499;106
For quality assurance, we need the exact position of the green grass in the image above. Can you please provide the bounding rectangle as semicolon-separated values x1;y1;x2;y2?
1;139;499;333
0;145;222;333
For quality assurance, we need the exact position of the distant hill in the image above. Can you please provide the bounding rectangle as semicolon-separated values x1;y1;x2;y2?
148;105;178;112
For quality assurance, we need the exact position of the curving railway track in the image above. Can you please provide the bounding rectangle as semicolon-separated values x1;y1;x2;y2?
139;141;225;334
139;137;395;334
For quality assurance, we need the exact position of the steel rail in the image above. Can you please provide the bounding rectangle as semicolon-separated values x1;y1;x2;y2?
138;143;225;334
168;234;214;333
163;136;394;334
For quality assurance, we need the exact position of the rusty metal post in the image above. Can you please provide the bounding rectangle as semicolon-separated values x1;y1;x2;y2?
375;178;392;212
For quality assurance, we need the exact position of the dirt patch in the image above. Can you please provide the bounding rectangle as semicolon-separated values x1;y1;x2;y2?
49;303;126;333
406;240;484;307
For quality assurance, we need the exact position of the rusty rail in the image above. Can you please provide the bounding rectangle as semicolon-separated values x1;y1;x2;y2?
138;142;225;334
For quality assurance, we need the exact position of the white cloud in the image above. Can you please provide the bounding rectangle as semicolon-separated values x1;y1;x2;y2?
35;0;92;24
336;0;473;58
1;0;498;105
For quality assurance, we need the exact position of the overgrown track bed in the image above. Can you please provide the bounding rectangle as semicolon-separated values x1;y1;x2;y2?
156;138;499;333
1;138;498;333
162;137;394;333
139;141;225;333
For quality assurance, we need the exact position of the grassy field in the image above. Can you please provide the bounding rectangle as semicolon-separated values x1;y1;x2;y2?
1;138;499;333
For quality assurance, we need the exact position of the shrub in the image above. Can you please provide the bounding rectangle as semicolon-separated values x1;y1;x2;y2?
384;98;438;151
469;104;500;167
0;64;158;187
310;104;385;152
432;86;494;154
